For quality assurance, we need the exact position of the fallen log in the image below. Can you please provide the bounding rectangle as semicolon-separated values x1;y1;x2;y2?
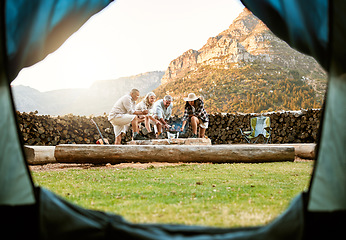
293;143;315;159
24;145;56;164
273;143;316;159
54;144;295;164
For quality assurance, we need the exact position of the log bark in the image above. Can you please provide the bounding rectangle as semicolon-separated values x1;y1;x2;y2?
54;144;295;164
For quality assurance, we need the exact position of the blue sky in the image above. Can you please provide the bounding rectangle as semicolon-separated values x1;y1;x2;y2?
12;0;244;92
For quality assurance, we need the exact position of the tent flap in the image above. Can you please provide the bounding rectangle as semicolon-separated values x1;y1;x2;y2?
39;187;305;240
0;1;35;206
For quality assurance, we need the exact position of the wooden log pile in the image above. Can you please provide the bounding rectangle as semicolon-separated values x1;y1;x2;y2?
206;109;321;144
16;109;320;146
17;111;115;145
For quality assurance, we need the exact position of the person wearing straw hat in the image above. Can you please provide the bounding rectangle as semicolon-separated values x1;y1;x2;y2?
181;93;209;138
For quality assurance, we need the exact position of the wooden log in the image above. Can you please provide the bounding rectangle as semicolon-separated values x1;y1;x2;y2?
24;145;56;164
272;143;316;159
54;144;295;164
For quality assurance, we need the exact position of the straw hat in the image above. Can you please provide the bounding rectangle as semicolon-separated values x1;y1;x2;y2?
184;93;199;101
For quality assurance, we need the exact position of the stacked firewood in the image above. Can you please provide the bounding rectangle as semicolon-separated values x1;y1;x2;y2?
16;109;320;145
17;111;115;145
206;109;320;144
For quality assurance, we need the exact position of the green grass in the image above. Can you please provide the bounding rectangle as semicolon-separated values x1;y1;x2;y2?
32;162;313;227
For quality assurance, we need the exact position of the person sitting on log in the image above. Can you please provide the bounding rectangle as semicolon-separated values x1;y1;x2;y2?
135;92;161;139
108;89;148;144
180;93;209;138
153;95;173;138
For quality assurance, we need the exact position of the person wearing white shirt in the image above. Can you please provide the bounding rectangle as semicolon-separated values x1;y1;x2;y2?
135;92;161;138
153;95;173;136
108;89;148;144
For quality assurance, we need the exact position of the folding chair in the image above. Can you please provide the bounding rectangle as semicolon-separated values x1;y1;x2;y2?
239;115;272;143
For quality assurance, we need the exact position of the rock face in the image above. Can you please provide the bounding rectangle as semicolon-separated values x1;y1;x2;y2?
155;8;327;115
163;49;199;82
161;8;325;85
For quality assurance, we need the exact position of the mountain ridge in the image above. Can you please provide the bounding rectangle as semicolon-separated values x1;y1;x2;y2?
155;8;327;116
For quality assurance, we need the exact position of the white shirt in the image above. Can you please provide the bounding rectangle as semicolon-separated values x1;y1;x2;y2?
153;99;173;120
108;94;135;121
135;101;154;116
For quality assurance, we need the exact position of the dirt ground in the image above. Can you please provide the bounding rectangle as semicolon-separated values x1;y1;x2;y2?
29;156;311;172
29;162;201;172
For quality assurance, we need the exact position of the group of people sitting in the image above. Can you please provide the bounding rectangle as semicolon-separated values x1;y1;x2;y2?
108;89;209;144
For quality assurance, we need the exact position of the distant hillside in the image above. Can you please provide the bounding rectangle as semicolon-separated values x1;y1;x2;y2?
12;71;164;115
11;85;88;115
156;9;327;116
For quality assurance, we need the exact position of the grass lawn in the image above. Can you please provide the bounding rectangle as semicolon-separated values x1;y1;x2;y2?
32;162;313;228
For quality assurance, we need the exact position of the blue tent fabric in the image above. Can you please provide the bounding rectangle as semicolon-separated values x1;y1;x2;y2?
329;0;346;76
38;187;305;240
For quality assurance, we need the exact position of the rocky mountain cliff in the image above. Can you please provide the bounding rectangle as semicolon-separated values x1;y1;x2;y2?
13;71;164;116
156;8;327;115
162;9;326;85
